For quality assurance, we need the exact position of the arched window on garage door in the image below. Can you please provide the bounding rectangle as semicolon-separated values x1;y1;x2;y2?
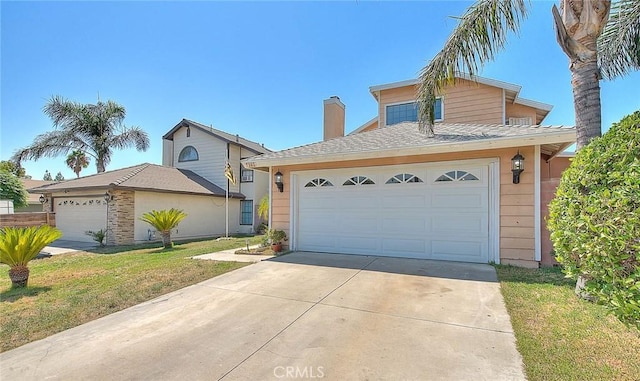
304;178;333;187
343;176;375;186
385;173;424;184
435;170;479;182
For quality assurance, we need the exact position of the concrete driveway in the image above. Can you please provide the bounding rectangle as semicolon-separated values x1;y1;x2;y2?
41;239;98;255
0;252;525;380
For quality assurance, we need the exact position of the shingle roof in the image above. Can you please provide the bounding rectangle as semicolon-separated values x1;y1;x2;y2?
242;122;576;168
28;163;244;199
163;119;271;155
21;179;54;203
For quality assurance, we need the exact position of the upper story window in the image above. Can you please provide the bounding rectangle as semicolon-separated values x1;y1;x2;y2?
178;146;199;162
241;168;254;182
385;98;442;126
186;127;191;137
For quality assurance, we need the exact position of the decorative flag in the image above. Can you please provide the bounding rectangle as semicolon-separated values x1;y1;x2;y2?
224;162;237;185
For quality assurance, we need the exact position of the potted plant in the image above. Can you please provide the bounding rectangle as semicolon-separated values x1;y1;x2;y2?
267;228;287;253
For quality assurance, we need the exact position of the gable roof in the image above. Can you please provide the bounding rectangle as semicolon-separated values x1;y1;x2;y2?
242;122;576;169
21;179;54;204
28;163;244;199
369;72;553;122
163;119;271;156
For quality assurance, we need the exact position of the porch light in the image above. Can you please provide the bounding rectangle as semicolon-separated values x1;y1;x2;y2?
274;171;284;193
104;192;112;202
511;152;525;184
39;195;47;204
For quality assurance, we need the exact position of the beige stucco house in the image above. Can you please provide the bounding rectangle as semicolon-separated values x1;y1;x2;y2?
30;120;270;245
243;74;575;268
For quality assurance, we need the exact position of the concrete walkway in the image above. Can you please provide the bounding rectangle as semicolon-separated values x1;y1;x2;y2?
192;245;274;263
0;252;525;380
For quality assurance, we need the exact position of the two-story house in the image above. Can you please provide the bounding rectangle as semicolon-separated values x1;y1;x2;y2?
31;119;270;245
243;73;575;268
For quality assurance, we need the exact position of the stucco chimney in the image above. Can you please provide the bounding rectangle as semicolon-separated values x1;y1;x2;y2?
323;96;345;141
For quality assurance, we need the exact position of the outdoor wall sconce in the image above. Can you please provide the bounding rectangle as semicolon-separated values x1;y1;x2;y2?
104;192;112;202
511;151;525;184
39;195;47;204
274;171;284;193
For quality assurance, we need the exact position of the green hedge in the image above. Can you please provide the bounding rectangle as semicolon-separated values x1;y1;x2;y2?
548;111;640;328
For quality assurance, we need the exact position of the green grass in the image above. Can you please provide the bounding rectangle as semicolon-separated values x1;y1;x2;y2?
0;235;262;352
496;265;640;381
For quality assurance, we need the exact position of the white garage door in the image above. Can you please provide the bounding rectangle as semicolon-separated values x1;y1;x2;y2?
54;196;108;242
294;162;492;263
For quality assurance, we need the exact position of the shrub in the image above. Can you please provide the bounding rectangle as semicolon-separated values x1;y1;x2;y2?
85;229;106;246
547;111;640;328
0;171;28;208
139;208;187;249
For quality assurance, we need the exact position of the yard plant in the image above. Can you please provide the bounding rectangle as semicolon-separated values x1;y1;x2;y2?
139;208;187;248
548;110;640;328
0;226;62;287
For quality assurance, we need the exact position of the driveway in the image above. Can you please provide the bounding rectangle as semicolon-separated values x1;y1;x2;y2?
0;252;525;380
41;239;97;255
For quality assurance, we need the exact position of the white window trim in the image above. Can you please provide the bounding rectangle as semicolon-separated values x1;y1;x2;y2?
384;97;443;126
241;168;254;183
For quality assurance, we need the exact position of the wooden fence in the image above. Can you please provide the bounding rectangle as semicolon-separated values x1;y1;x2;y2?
0;212;56;228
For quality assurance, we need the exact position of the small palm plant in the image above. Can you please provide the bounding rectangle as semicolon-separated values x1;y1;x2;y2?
139;208;187;249
0;226;62;288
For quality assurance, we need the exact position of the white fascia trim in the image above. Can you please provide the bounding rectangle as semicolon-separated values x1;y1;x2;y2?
348;116;379;135
534;145;541;262
243;130;577;169
514;97;554;112
368;72;523;95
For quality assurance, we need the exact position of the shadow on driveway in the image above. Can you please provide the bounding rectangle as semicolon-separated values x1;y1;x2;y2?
269;251;498;282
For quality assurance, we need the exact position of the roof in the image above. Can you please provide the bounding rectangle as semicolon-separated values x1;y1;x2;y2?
28;163;244;199
163;119;272;155
368;72;553;122
21;179;54;203
242;122;576;169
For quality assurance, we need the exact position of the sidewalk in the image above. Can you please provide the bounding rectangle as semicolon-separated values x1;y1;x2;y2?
192;244;274;263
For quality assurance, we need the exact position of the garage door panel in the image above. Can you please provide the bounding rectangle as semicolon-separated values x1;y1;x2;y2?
432;240;485;260
430;214;486;234
296;162;491;263
382;238;426;256
382;218;426;234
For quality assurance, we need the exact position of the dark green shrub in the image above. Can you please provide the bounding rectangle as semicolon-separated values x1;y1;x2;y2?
548;111;640;328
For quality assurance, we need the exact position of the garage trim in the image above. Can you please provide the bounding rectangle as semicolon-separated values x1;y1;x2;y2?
289;158;501;263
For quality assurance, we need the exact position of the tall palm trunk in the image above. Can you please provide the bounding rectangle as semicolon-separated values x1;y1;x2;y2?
553;0;611;149
571;59;603;149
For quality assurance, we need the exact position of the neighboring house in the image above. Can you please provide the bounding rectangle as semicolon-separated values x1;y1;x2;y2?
243;74;576;268
17;179;53;212
162;119;271;233
29;119;271;245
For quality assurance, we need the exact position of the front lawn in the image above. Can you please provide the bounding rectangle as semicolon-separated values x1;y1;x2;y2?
496;265;640;381
0;236;262;352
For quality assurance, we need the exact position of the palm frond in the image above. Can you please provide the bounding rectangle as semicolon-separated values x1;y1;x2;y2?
417;0;528;134
139;209;187;233
11;130;93;164
0;226;62;267
598;0;640;79
109;126;150;152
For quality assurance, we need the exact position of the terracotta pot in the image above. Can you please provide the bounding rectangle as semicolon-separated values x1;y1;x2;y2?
271;243;283;253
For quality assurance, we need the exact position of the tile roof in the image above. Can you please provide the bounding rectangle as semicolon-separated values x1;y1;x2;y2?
163;119;271;155
28;163;244;199
243;122;576;168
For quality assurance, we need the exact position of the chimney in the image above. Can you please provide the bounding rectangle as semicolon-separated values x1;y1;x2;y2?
323;96;345;141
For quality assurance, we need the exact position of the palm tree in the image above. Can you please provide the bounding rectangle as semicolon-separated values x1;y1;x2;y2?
139;209;187;249
0;226;62;288
258;194;269;222
417;0;640;149
12;96;150;173
66;150;90;178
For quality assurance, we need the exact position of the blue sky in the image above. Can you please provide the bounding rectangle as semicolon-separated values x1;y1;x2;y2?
2;1;639;180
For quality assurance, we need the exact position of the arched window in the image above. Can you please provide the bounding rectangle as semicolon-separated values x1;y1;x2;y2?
178;146;199;162
386;173;423;184
343;176;375;186
435;170;478;182
305;178;333;187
